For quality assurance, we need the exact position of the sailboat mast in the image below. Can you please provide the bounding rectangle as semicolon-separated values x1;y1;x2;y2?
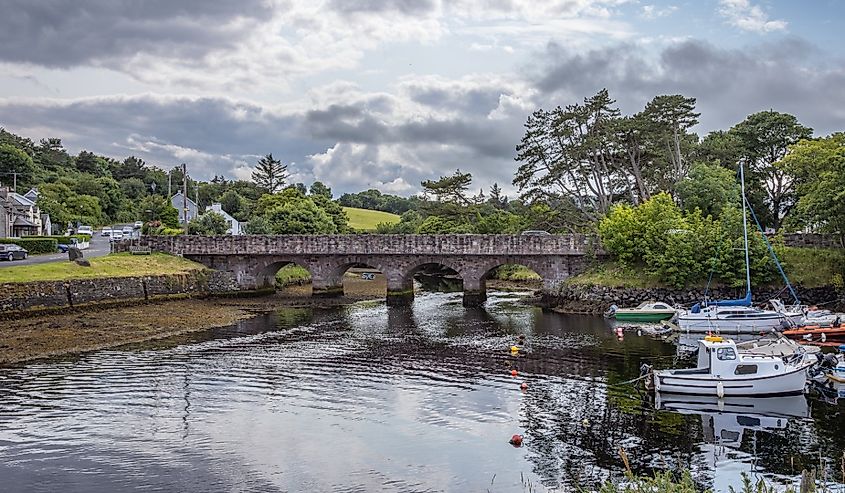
740;161;752;299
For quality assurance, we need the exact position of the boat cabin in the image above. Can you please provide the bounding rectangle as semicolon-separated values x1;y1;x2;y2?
692;336;785;378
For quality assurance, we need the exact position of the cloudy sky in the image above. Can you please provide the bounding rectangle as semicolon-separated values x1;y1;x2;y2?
0;0;843;196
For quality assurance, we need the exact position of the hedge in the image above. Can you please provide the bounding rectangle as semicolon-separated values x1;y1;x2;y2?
25;235;91;243
0;238;58;254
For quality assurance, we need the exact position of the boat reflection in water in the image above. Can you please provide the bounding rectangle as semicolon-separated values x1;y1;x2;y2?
657;393;809;446
656;393;810;491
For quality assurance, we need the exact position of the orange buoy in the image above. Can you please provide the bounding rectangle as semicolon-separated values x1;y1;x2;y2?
509;434;523;447
510;369;518;377
520;382;528;391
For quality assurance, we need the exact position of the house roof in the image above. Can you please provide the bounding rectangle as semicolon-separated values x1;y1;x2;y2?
13;217;37;227
171;192;198;208
10;193;35;207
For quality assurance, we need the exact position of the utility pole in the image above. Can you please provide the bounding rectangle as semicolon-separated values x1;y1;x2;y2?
12;172;16;192
182;163;188;233
168;172;172;198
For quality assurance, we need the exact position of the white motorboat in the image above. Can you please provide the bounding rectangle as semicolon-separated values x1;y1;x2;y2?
677;163;804;334
653;335;814;397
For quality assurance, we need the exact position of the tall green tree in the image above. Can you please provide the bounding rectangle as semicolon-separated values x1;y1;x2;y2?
642;94;700;189
0;143;36;190
421;169;473;204
780;133;845;241
309;181;332;199
730;111;813;230
251;153;287;193
675;163;740;218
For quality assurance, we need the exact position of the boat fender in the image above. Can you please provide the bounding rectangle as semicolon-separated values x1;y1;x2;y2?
509;434;523;447
716;381;725;399
821;333;827;342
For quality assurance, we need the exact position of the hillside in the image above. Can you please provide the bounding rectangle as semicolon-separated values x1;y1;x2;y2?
343;207;400;231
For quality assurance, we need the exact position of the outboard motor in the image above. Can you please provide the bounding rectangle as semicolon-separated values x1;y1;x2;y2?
819;353;839;370
604;304;618;318
639;363;654;391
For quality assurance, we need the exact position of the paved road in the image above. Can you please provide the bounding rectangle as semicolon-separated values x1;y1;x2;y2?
0;235;113;268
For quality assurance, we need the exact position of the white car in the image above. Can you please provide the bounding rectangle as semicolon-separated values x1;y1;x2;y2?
77;225;93;236
134;221;143;229
122;226;133;235
101;228;112;237
111;231;124;241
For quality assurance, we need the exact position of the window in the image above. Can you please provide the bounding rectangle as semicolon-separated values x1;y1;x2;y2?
717;347;737;360
735;364;758;375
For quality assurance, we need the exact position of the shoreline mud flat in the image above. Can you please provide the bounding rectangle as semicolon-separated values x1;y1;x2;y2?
0;286;372;366
1;278;539;366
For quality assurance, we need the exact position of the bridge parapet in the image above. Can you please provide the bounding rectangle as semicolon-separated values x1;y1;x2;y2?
129;234;598;256
118;234;601;307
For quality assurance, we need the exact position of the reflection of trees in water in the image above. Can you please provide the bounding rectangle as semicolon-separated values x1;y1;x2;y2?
520;379;701;489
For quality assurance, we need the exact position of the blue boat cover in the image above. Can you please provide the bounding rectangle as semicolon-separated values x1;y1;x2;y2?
690;291;752;313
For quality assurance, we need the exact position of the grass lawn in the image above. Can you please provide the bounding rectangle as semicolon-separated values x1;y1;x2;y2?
343;207;400;231
0;253;206;283
566;247;845;289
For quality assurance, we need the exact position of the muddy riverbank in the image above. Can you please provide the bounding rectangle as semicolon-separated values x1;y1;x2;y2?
0;286;376;365
1;275;540;365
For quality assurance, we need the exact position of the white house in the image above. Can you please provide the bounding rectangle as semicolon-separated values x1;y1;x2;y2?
171;192;199;224
206;203;242;235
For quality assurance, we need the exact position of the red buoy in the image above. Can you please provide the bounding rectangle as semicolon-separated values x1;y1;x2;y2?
520;382;528;391
510;369;518;377
509;434;523;447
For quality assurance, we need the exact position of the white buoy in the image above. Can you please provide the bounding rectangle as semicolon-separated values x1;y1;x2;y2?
821;333;827;342
716;381;725;399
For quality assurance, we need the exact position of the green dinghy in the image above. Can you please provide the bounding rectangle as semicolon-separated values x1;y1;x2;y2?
609;301;677;322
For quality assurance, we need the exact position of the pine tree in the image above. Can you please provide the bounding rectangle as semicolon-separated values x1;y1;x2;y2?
251;153;288;193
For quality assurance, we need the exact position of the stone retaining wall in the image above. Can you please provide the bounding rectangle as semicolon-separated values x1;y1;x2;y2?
0;270;242;318
544;284;845;314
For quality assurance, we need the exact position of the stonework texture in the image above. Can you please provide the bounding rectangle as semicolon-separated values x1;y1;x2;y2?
118;234;601;306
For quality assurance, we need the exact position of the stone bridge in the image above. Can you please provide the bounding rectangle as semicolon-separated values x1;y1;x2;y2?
124;234;599;306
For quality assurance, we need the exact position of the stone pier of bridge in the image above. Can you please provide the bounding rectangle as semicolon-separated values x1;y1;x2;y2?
120;234;598;307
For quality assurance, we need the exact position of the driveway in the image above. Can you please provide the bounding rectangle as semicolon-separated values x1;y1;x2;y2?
0;235;112;268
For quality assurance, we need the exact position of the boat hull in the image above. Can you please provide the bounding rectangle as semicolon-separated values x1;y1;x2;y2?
677;313;803;334
654;364;810;397
614;310;675;322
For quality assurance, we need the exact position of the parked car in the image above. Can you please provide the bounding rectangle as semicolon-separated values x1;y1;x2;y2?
134;221;143;229
57;238;80;253
77;225;93;236
521;230;551;236
122;226;133;235
110;231;124;241
101;228;113;236
0;244;28;261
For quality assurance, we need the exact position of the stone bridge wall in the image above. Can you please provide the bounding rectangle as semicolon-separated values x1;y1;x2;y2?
118;234;600;306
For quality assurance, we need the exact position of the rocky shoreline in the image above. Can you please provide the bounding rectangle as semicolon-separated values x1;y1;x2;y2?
542;283;845;314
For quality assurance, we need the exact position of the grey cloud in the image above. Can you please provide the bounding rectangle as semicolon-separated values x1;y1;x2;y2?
0;0;271;67
326;0;437;15
406;84;503;116
532;38;845;133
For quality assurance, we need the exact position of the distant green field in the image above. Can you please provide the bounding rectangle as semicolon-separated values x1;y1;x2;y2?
343;207;400;231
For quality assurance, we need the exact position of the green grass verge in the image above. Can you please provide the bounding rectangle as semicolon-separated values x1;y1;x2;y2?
343;207;400;231
567;247;845;289
0;253;206;283
275;263;312;288
490;264;542;281
781;246;845;288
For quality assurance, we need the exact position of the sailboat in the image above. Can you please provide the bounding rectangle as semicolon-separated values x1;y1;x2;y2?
676;162;804;334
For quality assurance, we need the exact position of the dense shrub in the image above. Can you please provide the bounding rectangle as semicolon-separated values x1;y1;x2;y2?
0;238;58;254
598;194;779;288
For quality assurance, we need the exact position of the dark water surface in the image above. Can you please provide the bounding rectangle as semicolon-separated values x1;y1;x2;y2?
1;291;843;492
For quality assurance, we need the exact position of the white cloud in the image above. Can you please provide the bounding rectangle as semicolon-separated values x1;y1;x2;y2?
718;0;787;33
640;4;678;19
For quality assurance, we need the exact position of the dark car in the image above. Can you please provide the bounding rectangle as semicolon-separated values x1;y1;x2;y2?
0;244;28;261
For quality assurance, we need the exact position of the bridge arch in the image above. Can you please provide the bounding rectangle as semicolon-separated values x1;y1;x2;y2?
258;258;314;291
323;258;388;298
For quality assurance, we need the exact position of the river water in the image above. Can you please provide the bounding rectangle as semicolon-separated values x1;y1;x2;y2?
1;290;843;492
